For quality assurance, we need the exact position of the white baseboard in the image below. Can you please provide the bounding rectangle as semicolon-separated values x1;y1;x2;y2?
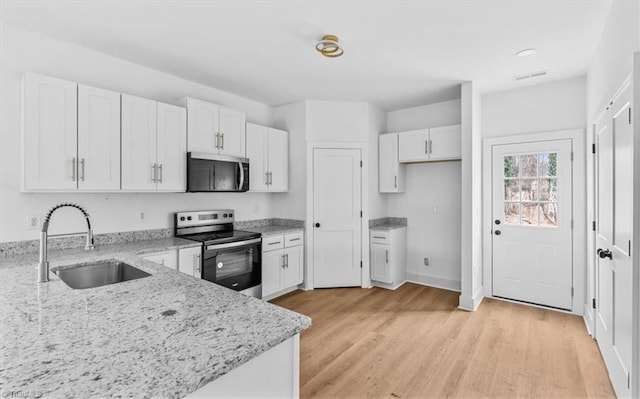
583;306;595;336
458;286;484;312
372;280;407;291
406;272;461;292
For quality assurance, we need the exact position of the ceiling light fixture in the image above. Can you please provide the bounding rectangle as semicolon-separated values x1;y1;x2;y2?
316;35;344;58
516;48;537;57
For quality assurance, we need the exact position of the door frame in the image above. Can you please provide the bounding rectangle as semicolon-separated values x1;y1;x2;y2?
482;129;586;315
305;141;370;290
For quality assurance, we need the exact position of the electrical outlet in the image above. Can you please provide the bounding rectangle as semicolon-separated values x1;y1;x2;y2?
424;257;430;267
26;215;40;230
138;210;146;222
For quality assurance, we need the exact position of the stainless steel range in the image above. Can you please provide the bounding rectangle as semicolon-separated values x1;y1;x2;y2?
175;210;262;298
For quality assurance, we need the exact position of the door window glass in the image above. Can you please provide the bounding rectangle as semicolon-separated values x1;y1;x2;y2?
503;152;558;227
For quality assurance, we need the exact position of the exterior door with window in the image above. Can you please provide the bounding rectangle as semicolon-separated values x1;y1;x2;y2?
491;139;573;309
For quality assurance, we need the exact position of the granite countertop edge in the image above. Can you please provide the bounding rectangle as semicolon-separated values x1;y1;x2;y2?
0;236;311;398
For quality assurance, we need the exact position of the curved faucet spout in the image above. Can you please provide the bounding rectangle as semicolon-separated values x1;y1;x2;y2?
38;203;95;283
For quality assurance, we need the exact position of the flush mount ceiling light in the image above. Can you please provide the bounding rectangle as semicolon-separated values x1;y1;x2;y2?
316;35;344;58
516;48;537;57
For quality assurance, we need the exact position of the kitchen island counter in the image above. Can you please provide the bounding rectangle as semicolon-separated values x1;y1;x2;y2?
0;238;311;398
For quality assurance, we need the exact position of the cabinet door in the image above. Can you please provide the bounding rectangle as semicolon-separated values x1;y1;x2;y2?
268;128;288;192
77;85;120;191
429;124;461;160
178;247;201;277
370;243;391;283
22;73;78;191
143;250;177;269
186;98;219;153
262;250;284;298
121;94;157;191
218;106;246;157
157;103;187;192
246;123;269;191
282;245;303;288
397;129;430;163
379;133;404;193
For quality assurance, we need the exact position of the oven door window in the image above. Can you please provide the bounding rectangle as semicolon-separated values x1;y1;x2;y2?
215;247;254;280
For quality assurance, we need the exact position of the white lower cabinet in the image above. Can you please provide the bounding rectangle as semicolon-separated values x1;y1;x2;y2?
370;227;407;289
178;246;202;278
142;250;177;270
262;232;304;299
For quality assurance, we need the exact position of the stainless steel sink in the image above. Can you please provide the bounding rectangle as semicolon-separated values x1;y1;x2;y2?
54;260;151;289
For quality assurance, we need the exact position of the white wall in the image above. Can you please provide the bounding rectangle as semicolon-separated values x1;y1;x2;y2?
385;99;462;290
0;24;278;242
305;101;370;142
368;104;387;219
482;77;586;138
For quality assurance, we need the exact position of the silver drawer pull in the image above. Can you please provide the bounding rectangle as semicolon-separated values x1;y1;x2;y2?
289;238;301;242
268;241;281;245
373;236;386;239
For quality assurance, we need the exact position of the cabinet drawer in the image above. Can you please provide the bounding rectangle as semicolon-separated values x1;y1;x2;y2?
285;232;303;248
263;235;285;251
370;231;390;244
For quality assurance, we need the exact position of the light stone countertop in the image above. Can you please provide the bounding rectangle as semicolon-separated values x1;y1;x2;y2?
0;237;311;398
369;223;408;231
242;225;304;236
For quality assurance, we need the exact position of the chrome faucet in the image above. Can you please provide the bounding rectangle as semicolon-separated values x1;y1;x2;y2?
37;203;94;283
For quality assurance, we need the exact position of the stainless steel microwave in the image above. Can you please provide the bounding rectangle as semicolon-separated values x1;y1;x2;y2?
186;152;250;192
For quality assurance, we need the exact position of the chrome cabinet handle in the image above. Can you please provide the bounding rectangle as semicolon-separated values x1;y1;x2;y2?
215;133;220;149
80;158;85;182
221;134;224;150
265;172;269;185
268;241;281;245
71;158;76;181
158;164;163;183
151;164;157;183
425;140;428;154
429;139;433;154
281;254;286;268
268;171;273;185
373;236;385;239
394;175;397;188
286;253;289;268
385;250;389;263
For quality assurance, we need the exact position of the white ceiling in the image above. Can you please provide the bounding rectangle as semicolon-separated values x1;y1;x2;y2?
1;0;611;111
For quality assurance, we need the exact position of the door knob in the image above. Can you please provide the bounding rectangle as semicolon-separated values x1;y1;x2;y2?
494;230;501;236
315;223;320;228
597;248;612;259
494;220;501;225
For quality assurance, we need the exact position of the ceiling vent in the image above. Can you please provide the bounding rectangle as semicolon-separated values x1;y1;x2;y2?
513;70;549;81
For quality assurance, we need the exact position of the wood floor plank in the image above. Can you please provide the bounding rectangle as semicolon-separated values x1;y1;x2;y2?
271;283;615;398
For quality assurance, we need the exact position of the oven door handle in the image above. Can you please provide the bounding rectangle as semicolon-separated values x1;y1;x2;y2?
206;237;261;251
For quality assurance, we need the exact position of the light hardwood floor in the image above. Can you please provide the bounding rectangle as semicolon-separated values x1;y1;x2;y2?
271;283;615;398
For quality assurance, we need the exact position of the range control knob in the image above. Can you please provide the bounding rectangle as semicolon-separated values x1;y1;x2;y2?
229;213;233;218
187;216;192;221
223;214;228;218
180;216;185;221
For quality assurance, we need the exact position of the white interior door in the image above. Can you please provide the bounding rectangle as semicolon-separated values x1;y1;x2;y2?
313;148;362;288
491;139;573;310
595;81;633;398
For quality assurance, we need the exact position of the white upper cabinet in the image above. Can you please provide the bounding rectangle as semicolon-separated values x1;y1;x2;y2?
245;122;288;192
22;73;78;191
397;129;430;163
121;94;158;191
379;133;404;193
218;107;246;157
397;124;461;163
428;124;462;161
122;94;186;192
157;103;187;191
77;84;121;191
182;97;246;157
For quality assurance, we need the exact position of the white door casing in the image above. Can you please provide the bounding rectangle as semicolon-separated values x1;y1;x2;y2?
491;139;573;310
595;79;633;398
312;148;362;288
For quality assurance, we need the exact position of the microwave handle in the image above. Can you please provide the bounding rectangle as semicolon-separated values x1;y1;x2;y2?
238;162;245;189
